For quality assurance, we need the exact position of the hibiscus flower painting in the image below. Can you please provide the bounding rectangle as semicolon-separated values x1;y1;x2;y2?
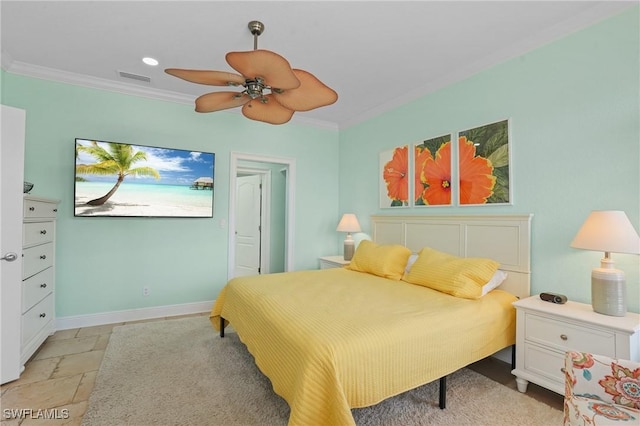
380;145;409;208
458;119;511;205
414;135;452;206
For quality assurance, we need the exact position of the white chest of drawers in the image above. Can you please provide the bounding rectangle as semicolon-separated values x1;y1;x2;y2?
512;295;640;395
21;195;59;364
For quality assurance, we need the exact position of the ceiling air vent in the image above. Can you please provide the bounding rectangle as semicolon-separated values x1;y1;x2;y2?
118;71;151;83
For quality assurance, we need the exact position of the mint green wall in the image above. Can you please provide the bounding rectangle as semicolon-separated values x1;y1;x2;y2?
338;8;640;312
1;74;339;317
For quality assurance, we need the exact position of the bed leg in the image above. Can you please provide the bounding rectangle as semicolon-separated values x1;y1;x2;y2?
220;317;225;338
439;376;446;409
511;344;516;370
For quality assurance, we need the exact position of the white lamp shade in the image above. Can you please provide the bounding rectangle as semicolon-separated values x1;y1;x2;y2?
336;214;361;233
570;210;640;254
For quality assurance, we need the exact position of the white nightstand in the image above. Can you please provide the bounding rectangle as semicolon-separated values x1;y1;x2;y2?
512;295;640;395
319;255;350;269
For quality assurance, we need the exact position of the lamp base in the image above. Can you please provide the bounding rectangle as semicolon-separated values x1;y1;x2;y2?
343;240;355;261
591;268;626;317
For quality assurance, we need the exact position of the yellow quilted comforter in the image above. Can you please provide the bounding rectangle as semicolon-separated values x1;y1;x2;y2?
210;268;516;426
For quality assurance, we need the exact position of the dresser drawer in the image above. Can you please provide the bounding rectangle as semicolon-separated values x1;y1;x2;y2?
523;343;565;385
525;313;615;356
22;294;54;347
24;199;58;219
22;243;54;280
22;267;54;313
23;221;54;247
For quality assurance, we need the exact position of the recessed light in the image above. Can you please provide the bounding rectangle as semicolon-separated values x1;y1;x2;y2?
142;57;159;66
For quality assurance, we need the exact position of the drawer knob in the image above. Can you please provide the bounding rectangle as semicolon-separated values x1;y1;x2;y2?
40;283;47;288
560;334;568;341
39;313;46;318
29;206;35;211
53;209;58;212
40;230;47;235
40;255;47;260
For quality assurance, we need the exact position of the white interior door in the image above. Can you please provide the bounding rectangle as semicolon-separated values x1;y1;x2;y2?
234;174;262;277
1;105;26;384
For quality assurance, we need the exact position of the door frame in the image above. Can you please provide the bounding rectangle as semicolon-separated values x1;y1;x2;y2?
228;152;295;280
235;168;271;275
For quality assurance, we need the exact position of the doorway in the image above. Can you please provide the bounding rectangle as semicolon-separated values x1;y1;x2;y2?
228;152;295;280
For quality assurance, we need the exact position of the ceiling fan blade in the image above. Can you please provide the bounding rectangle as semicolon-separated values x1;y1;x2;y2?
272;69;338;112
241;95;295;125
195;92;250;113
165;69;246;86
226;50;300;90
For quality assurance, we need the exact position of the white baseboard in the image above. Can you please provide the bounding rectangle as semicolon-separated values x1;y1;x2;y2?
55;300;214;331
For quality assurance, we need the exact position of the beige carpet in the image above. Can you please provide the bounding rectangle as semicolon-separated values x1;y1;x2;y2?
83;316;562;426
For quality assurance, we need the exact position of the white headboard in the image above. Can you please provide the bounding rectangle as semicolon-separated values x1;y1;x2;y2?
371;214;533;299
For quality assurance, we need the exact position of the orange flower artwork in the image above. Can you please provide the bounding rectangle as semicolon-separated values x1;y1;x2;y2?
458;119;510;205
414;136;452;206
381;145;409;207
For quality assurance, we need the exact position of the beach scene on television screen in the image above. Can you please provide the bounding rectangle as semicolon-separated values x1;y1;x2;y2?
74;139;215;217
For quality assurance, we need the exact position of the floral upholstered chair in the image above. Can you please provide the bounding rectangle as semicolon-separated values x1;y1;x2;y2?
564;351;640;425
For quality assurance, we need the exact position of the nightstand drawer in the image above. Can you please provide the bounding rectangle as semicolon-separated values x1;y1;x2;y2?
319;256;350;269
523;343;565;385
525;313;615;356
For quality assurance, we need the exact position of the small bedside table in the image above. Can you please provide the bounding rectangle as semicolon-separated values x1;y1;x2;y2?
319;255;350;269
511;295;640;395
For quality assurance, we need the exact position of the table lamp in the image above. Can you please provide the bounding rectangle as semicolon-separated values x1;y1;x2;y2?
337;214;361;261
570;210;640;316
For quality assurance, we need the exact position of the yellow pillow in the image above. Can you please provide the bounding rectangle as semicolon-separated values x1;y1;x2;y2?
403;247;499;299
346;240;411;280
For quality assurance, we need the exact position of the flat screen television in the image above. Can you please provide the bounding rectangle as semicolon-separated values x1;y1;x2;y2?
74;138;215;217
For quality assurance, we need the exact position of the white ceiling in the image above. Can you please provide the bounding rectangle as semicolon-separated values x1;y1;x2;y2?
1;1;635;129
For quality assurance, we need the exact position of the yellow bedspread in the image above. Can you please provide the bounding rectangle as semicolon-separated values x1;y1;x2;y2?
210;268;516;426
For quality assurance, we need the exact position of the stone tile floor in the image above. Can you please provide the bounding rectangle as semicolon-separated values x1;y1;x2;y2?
0;314;207;425
1;312;563;424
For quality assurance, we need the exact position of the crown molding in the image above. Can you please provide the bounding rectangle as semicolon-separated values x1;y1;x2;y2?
4;59;195;105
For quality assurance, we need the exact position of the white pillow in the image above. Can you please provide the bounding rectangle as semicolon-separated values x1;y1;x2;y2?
481;270;508;296
404;254;419;275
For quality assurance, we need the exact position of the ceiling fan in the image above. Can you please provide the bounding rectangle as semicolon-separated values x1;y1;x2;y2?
165;20;338;125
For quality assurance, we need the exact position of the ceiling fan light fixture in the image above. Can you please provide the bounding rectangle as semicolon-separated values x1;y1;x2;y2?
245;77;266;99
164;20;337;125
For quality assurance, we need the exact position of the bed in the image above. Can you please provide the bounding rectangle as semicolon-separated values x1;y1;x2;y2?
210;214;532;426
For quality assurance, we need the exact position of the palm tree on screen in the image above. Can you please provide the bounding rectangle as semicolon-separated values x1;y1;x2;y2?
75;141;160;206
